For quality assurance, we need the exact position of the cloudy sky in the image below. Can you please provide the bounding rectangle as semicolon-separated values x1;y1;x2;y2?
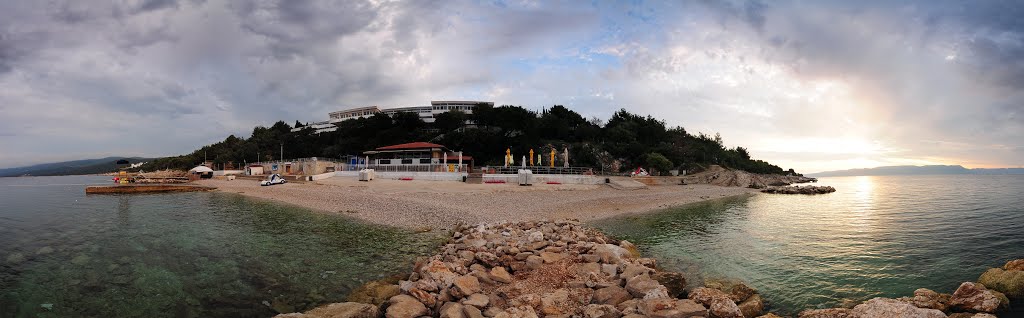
1;0;1021;173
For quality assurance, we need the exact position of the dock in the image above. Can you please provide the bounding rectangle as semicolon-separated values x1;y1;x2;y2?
85;184;216;194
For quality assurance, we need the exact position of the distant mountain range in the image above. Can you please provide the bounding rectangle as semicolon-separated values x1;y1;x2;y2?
0;157;151;177
808;165;1024;177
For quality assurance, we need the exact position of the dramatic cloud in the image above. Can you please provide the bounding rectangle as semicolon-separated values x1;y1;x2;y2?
0;0;1021;172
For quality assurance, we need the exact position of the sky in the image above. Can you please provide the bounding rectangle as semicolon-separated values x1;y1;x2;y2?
1;0;1021;173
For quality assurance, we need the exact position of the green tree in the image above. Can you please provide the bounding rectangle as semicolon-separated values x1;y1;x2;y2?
644;152;673;175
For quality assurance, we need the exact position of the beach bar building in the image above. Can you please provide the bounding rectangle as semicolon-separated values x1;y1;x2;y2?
363;142;472;172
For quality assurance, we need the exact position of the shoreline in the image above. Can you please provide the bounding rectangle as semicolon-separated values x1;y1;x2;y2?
198;178;759;230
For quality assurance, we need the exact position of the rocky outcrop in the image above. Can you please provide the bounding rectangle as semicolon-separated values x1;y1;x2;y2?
949;282;1009;313
272;302;380;318
682;165;817;189
761;185;836;195
977;259;1024;299
850;298;946;318
797;308;853;318
897;288;951;312
687;287;743;318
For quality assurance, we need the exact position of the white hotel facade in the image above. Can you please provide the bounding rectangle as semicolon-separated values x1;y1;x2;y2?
294;101;493;134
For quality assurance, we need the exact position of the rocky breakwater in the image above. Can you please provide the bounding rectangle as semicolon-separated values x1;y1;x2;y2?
760;186;835;195
682;165;817;189
798;258;1024;318
275;220;774;318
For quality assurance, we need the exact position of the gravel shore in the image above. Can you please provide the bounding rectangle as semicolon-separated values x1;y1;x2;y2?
198;177;757;229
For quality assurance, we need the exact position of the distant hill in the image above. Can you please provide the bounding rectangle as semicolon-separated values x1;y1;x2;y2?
808;165;1024;177
0;157;151;177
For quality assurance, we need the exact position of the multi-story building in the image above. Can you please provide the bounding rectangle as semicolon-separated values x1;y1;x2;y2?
293;100;493;133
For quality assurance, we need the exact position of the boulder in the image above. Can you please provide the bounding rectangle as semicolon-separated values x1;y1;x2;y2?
540;289;571;316
593;286;633;306
408;288;437;307
345;280;401;305
850;298;946;318
386;295;429;318
651;272;687;298
704;279;756;302
638;298;707;318
619;240;642;258
452;275;483;298
621;264;653;280
948;313;997;318
440;302;467;318
949;282;1009;313
463;293;489;308
903;288;951;312
687;287;743;318
299;302;379;318
1005;259;1024;271
540;252;566;264
755;314;784;318
738;294;765;318
797;308;853;318
489;266;513;284
475;252;500;266
525;255;544;270
977;267;1024;299
464;305;485;318
625;275;669;299
595;244;632;264
497;306;539;318
421;260;459;289
583;304;624;318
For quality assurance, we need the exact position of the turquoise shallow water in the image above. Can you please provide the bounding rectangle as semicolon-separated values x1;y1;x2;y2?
0;175;444;317
592;175;1024;316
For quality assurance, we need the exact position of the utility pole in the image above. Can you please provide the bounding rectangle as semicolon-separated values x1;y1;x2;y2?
280;143;283;163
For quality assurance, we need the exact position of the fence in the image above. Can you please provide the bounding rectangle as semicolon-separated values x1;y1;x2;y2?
342;164;469;173
482;166;595;175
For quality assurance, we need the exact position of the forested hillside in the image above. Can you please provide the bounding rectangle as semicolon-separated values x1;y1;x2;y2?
138;105;796;176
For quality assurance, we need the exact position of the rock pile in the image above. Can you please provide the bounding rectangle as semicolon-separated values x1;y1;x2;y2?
760;186;836;195
275;220;773;318
797;259;1024;318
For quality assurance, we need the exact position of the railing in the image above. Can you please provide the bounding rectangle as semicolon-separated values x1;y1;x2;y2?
252;157;344;166
482;166;595;175
343;164;468;172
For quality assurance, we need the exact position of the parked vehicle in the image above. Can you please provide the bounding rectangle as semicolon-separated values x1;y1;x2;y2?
260;174;287;186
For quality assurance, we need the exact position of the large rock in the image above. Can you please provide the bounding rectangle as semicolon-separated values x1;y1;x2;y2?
901;288;951;312
638;298;707;318
540;289;571;316
625;275;669;299
489;266;513;284
977;267;1024;299
755;314;784;318
452;275;483;298
850;298;946;318
704;279;756;302
281;302;379;318
440;302;467;318
497;306;539;318
345;280;401;305
949;282;1009;313
1004;259;1024;271
595;244;632;264
651;272;687;298
687;287;742;318
738;294;765;318
797;308;853;318
421;260;459;289
386;295;429;318
583;304;624;318
594;286;633;306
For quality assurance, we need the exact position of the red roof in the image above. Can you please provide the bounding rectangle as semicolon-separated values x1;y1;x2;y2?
376;142;445;151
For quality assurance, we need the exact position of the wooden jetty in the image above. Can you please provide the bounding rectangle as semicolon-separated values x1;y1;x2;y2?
85;184;216;194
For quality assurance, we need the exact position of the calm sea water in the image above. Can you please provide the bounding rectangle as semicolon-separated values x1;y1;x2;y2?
593;175;1024;316
0;175;444;318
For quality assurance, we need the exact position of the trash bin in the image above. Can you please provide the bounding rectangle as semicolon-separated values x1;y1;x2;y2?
517;169;533;186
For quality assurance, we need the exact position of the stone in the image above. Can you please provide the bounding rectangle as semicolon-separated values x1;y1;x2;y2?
475;252;499;266
540;289;571;316
704;279;756;302
583;304;623;318
514;252;534;261
602;264;619;278
540;252;566;264
625;275;669;299
421;260;460;289
464;305;485;318
687;287;742;318
949;282;1009;313
452;275;483;298
797;308;853;318
638;298;707;318
619;240;641;258
582;254;602;263
463;293;489;308
738;294;765;318
978;267;1024;299
577;262;602;277
621;264;652;280
408;288;437;307
1004;259;1024;271
756;314;784;318
386;295;429;318
904;288;951;312
594;244;631;264
528;231;544;242
593;286;633;306
345;280;401;305
525;256;544;270
651;272;687;298
440;302;467;318
484;306;503;318
499;306;540;318
489;266;513;284
617;299;641;315
304;302;380;318
850;298;946;318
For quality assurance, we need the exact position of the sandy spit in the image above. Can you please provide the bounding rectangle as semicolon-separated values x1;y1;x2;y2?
198;177;758;229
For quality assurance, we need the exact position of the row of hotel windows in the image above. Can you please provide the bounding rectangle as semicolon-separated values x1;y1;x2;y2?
335;111;376;118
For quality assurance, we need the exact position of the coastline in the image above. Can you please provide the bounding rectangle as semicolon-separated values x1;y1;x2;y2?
198;178;759;230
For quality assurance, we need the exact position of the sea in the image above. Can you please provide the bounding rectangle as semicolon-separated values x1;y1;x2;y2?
1;175;1022;317
0;175;445;318
593;174;1024;316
